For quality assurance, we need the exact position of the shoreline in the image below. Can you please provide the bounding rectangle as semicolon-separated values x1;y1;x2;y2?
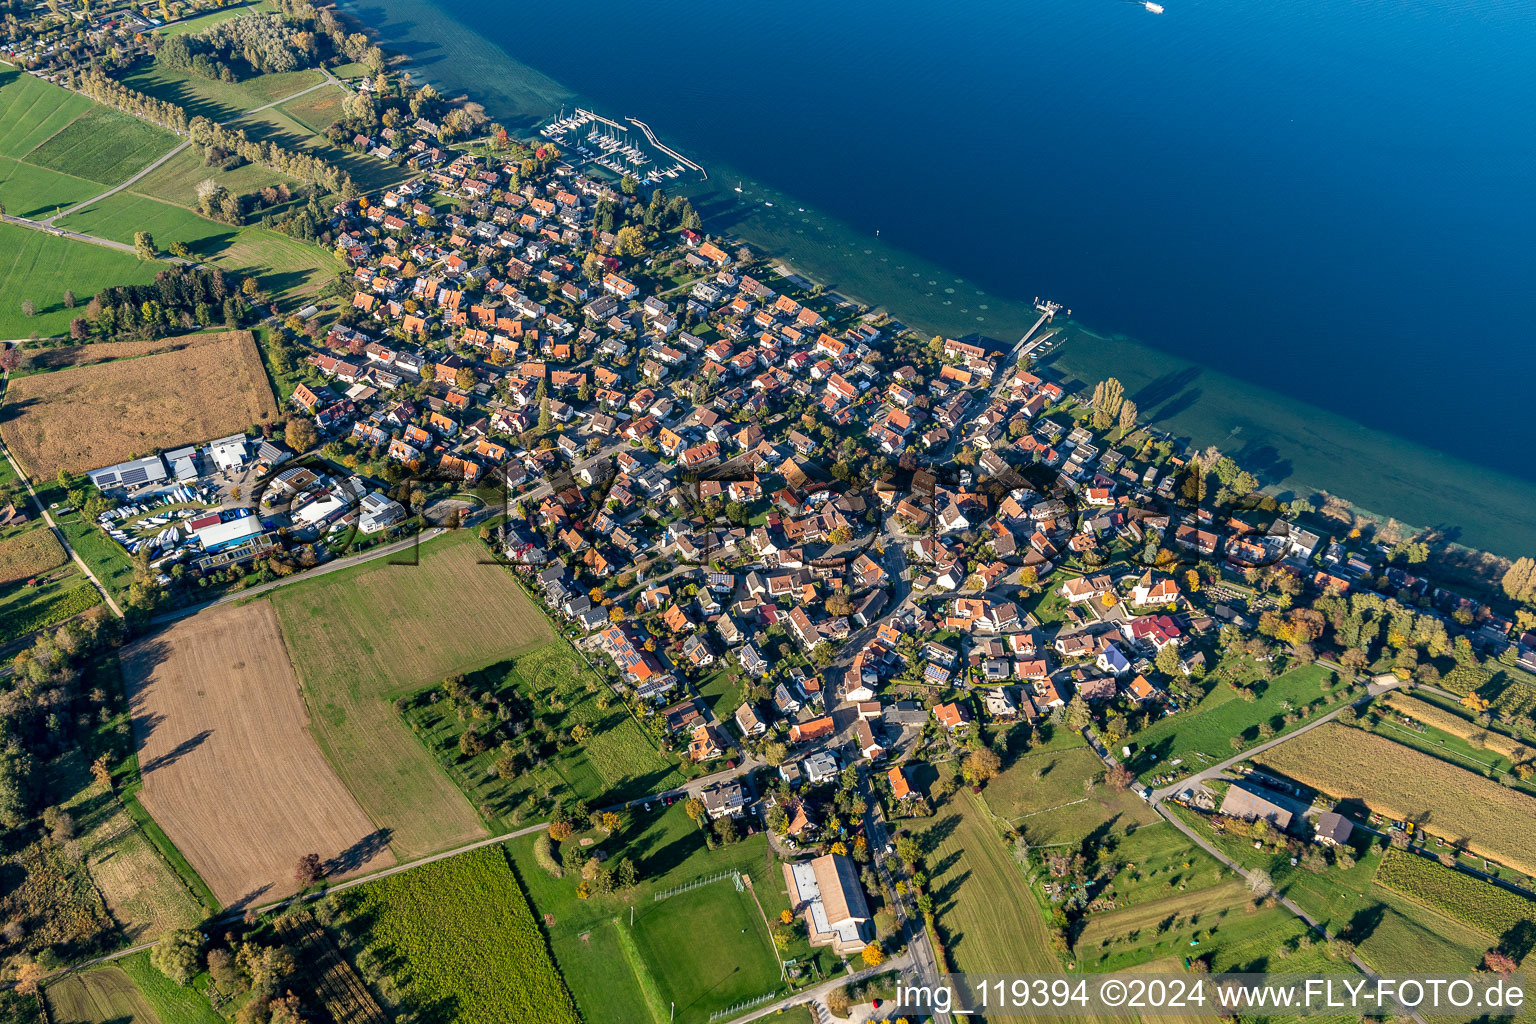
327;0;1532;566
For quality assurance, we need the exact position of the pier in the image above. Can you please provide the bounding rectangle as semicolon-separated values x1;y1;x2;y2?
626;116;706;180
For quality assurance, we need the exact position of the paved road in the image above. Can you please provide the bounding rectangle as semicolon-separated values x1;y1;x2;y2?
1154;807;1427;1024
0;211;144;255
1150;673;1400;803
1078;689;1430;1023
47;140;190;224
149;526;450;625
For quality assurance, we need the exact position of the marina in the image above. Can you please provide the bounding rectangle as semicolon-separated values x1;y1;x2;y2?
538;106;704;183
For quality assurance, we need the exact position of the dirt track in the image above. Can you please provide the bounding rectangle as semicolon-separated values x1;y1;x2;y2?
123;602;394;907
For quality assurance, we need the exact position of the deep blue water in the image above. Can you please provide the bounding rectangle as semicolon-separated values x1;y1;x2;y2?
343;0;1536;555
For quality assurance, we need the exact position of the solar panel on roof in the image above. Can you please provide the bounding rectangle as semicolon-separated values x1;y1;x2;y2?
121;468;148;485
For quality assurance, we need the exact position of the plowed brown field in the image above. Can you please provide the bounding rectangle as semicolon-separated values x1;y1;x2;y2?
123;602;393;907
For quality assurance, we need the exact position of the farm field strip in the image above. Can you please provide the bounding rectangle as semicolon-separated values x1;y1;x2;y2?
335;846;580;1024
24;106;180;186
1373;848;1536;940
270;532;553;857
0;526;66;585
44;965;161;1024
1256;722;1536;876
124;601;395;905
0;67;95;159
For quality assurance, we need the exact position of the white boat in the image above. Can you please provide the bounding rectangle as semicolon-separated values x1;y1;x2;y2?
764;201;774;207
1144;2;1164;11
734;182;743;193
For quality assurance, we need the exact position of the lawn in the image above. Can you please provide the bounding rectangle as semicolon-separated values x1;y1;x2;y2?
128;144;299;210
1128;661;1346;780
0;67;94;159
269;532;555;857
333;846;580;1024
158;3;261;36
277;82;349;135
119;63;325;123
24;106;178;186
33;483;136;602
402;642;684;830
54;196;339;308
0;221;158;339
696;663;748;722
230;104;408;193
117;951;223;1024
0;156;100;219
208;227;343;308
979;737;1160;846
57;192;239;256
509;803;796;1024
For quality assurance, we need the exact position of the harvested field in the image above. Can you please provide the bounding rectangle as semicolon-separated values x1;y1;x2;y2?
123;602;394;907
1256;722;1536;875
45;966;160;1024
0;527;66;585
0;330;278;478
271;531;553;856
1380;691;1534;763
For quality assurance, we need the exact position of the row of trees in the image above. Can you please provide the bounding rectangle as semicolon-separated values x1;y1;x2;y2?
74;68;191;133
190;116;357;196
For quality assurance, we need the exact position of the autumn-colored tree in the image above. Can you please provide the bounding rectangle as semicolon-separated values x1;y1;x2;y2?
961;748;1003;787
549;820;575;841
861;942;886;967
293;852;323;887
14;961;44;995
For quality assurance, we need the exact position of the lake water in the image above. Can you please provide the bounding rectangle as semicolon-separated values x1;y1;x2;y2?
339;0;1536;557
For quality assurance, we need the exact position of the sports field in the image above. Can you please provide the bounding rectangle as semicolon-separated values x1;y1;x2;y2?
509;802;795;1024
123;602;395;906
0;221;159;339
270;532;555;856
0;330;278;478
